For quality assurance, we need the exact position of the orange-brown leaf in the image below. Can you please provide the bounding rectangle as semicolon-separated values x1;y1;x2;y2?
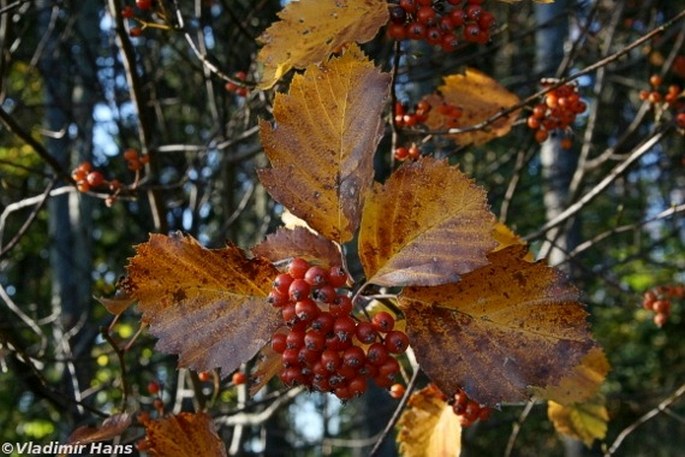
122;233;280;376
424;69;520;146
548;394;609;447
256;0;389;89
140;412;227;457
250;344;283;396
252;226;343;268
492;222;534;260
400;245;596;406
97;295;135;315
534;348;609;406
259;45;390;243
67;413;131;445
358;157;496;286
397;384;462;457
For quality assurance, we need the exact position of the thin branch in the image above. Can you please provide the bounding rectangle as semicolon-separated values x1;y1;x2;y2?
604;383;685;456
504;399;535;457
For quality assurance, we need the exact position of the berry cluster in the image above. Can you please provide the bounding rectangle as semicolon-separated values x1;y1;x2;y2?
450;387;492;427
268;258;409;400
387;0;495;51
639;75;685;129
527;80;586;145
123;148;150;172
71;161;120;194
224;71;249;98
393;144;422;161
642;284;684;327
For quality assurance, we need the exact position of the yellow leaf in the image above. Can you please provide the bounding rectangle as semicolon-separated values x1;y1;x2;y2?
400;246;597;406
492;222;534;260
397;385;462;457
358;157;496;287
139;412;227;457
548;395;609;447
120;233;280;376
533;347;610;406
256;0;389;89
424;69;520;146
259;45;390;243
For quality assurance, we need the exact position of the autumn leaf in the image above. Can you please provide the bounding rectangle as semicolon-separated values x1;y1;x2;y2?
548;394;609;447
67;413;131;446
250;344;283;396
424;69;520;146
400;245;596;406
97;294;135;315
397;384;462;457
358;157;496;287
492;222;534;260
121;233;280;376
256;0;389;89
533;347;609;406
252;226;344;268
259;45;390;243
139;412;227;457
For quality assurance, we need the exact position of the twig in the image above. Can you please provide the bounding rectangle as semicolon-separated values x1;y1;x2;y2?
604;383;685;456
504;399;535;457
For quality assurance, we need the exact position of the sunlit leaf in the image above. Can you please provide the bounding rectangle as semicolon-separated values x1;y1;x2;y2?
397;384;462;457
256;0;389;89
97;295;135;315
67;413;131;445
259;45;390;243
400;246;596;406
139;412;227;457
121;233;280;376
548;394;609;447
424;69;520;146
358;157;496;287
533;348;609;406
492;222;534;260
252;226;343;268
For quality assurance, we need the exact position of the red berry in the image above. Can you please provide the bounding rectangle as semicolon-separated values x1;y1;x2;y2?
385;330;410;354
267;289;288;308
286;329;305;350
399;0;417;13
136;0;152;10
86;171;104;187
407;22;427;40
232;371;246;385
304;331;326;352
330;295;353;317
304;265;328;287
652;300;670;314
321;350;342;372
355;322;378;344
408;144;421;159
394;147;409;161
649;74;662;88
366;342;389;366
328;266;347;287
348;376;368;397
450;9;467;26
198;371;211;382
343;346;366;368
271;333;287;353
288;258;310;279
129;26;143;37
416;6;437;25
677;112;685;128
333;316;357;342
387;23;407;40
121;6;135;18
288;278;311;301
281;348;300;368
389;383;406;399
311;312;335;334
147;381;160;395
273;273;293;294
295;298;320;322
314;285;337;303
372;311;395;333
389;6;407;24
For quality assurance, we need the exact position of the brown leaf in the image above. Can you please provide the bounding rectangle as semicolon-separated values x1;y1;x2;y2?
67;413;131;445
548;394;609;447
252;226;343;268
533;348;609;406
397;384;462;457
256;0;389;89
259;45;390;243
492;222;533;260
358;157;496;287
400;245;596;406
121;232;280;376
140;412;227;457
424;69;520;146
97;295;135;315
250;344;284;396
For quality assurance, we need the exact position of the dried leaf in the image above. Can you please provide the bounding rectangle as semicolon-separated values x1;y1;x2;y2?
397;384;462;457
250;344;283;396
424;69;520;146
67;413;131;445
533;348;609;406
259;45;390;243
358;157;496;287
548;394;609;447
121;233;280;376
140;412;227;457
252;226;343;268
400;245;596;406
256;0;389;89
97;295;135;315
492;222;534;260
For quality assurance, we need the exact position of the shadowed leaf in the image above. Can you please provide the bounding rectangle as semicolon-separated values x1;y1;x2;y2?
358;157;496;287
252;226;343;268
400;245;596;406
256;0;389;89
534;348;609;406
548;394;609;447
397;384;462;457
250;344;284;396
139;412;227;457
67;413;131;445
121;233;280;376
424;69;520;146
259;45;390;243
492;222;534;260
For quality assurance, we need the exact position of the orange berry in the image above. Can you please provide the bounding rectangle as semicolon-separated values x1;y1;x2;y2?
198;371;212;382
649;74;662;88
639;90;650;101
560;137;573;149
534;129;549;143
232;371;246;385
527;116;541;130
77;161;92;173
648;91;661;104
654;313;668;327
389;383;406;399
77;181;90;192
86;171;104;187
123;148;138;161
407;144;421;159
652;300;670;314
